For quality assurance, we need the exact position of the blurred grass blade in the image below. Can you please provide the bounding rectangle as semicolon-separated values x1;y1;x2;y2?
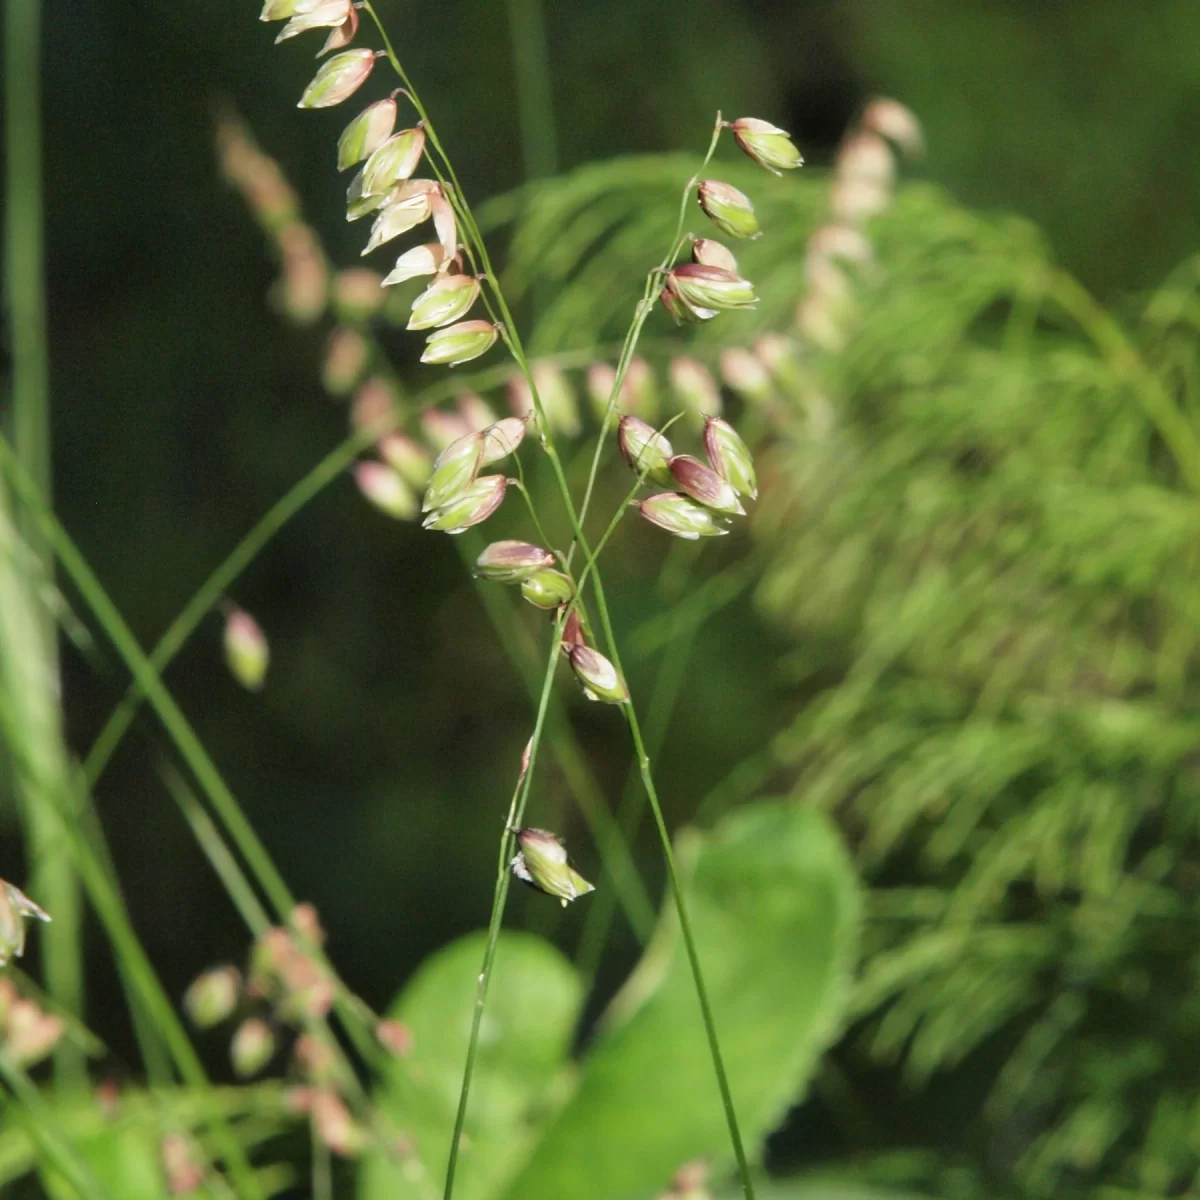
3;0;85;1088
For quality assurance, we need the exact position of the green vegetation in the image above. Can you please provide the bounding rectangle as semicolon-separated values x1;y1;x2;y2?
3;1;1199;1197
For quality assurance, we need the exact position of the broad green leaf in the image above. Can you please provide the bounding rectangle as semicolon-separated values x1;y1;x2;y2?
506;801;860;1200
720;1178;937;1200
358;931;583;1200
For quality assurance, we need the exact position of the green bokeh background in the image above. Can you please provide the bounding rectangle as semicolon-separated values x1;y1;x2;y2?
5;0;1200;1130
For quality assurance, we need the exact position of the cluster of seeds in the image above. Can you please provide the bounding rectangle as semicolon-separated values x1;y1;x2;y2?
260;0;503;370
183;903;413;1158
620;413;758;540
474;534;630;709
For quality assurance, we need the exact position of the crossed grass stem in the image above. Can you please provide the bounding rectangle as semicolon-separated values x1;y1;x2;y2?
350;17;758;1196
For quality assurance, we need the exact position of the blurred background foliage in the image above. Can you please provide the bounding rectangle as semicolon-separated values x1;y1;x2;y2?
4;0;1200;1196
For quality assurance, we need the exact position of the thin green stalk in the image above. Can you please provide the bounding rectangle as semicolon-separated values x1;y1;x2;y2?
576;548;702;981
581;538;757;1200
4;0;84;1087
0;438;285;918
162;762;385;1102
357;16;753;1197
504;0;557;316
460;536;656;939
573;118;725;535
579;549;758;978
0;624;169;1086
83;423;375;787
163;765;272;935
442;616;566;1200
5;0;51;527
76;792;173;1085
508;472;554;551
81;343;634;794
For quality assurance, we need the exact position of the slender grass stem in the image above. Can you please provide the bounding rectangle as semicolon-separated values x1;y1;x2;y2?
442;617;566;1200
0;437;382;1072
461;535;656;939
583;545;757;1199
83;424;376;787
5;0;51;538
505;0;557;316
34;768;263;1198
352;17;754;1198
575;546;701;981
81;342;644;795
163;765;273;935
509;471;554;549
573;117;725;535
4;0;84;1088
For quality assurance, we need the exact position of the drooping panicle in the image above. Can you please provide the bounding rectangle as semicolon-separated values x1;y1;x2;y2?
362;183;434;254
480;417;527;465
0;881;50;966
691;236;739;274
361;127;427;196
382;243;449;286
407;274;480;330
669;356;722;417
520;570;575;610
665;264;757;319
184;967;242;1029
356;461;419;519
378;434;433;489
422;431;484;512
275;0;352;44
231;1017;277;1078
